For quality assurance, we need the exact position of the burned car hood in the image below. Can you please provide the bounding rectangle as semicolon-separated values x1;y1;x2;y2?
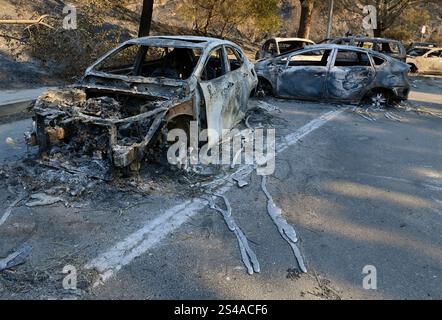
79;73;192;100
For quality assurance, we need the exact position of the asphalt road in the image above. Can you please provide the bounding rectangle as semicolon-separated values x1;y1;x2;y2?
0;76;441;300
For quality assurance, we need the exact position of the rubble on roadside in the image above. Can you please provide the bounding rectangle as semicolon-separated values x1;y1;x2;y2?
208;194;260;275
351;99;442;123
0;96;309;277
0;244;32;272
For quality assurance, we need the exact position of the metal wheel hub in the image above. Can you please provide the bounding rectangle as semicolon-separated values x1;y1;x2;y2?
371;93;387;108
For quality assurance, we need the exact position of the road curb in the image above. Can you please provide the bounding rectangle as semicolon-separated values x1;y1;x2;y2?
0;100;35;124
0;86;56;123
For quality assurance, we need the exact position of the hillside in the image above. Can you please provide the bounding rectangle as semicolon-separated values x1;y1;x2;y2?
0;0;260;89
0;0;441;89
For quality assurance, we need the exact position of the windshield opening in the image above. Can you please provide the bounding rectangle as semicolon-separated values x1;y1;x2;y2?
407;48;431;57
279;41;311;54
94;44;202;80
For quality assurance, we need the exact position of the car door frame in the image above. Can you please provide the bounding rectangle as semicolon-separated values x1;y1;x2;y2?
197;45;238;147
325;48;376;102
224;45;254;127
256;40;274;60
275;47;333;100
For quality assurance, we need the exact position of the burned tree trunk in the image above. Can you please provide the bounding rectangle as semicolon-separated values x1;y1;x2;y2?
373;28;383;37
297;0;314;39
138;0;154;37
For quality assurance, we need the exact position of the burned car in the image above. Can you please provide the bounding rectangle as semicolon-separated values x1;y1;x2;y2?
28;36;258;177
408;42;437;51
407;47;442;75
254;45;410;106
330;37;407;62
255;37;315;61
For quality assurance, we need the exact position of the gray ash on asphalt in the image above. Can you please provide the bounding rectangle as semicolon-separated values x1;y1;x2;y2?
0;155;224;209
0;99;285;209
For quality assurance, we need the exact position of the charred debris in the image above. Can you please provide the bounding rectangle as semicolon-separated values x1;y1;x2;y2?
27;87;175;180
23;36;259;182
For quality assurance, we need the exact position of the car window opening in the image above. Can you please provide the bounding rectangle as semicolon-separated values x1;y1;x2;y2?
359;41;400;55
289;49;331;67
334;50;371;67
202;48;227;81
279;41;310;54
407;48;431;57
372;56;386;66
226;47;243;72
94;44;202;80
428;50;442;58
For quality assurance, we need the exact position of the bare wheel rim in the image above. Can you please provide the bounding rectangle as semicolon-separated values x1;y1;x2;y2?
371;93;388;108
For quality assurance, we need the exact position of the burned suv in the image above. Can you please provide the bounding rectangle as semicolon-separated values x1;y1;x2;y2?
254;45;410;105
28;36;258;177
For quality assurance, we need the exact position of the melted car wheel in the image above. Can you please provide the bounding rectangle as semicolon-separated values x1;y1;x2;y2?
408;64;418;73
365;90;392;109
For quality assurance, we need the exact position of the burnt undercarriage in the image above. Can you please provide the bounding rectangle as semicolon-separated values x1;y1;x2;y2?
28;88;182;179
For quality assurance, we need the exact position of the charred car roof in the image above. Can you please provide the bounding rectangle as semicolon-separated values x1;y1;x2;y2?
270;44;394;61
334;37;402;43
85;36;243;79
273;37;315;43
412;46;442;51
125;35;240;50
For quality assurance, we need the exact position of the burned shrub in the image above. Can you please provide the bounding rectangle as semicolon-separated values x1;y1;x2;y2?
8;1;135;80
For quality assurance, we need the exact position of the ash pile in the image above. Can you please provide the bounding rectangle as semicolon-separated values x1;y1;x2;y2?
27;88;168;180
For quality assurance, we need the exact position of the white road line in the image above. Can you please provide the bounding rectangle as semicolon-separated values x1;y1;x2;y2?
85;109;345;285
423;183;442;192
0;193;26;227
347;173;442;193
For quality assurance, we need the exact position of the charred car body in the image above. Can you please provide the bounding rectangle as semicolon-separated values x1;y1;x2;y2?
28;36;258;176
254;45;410;105
407;47;442;75
408;42;437;51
